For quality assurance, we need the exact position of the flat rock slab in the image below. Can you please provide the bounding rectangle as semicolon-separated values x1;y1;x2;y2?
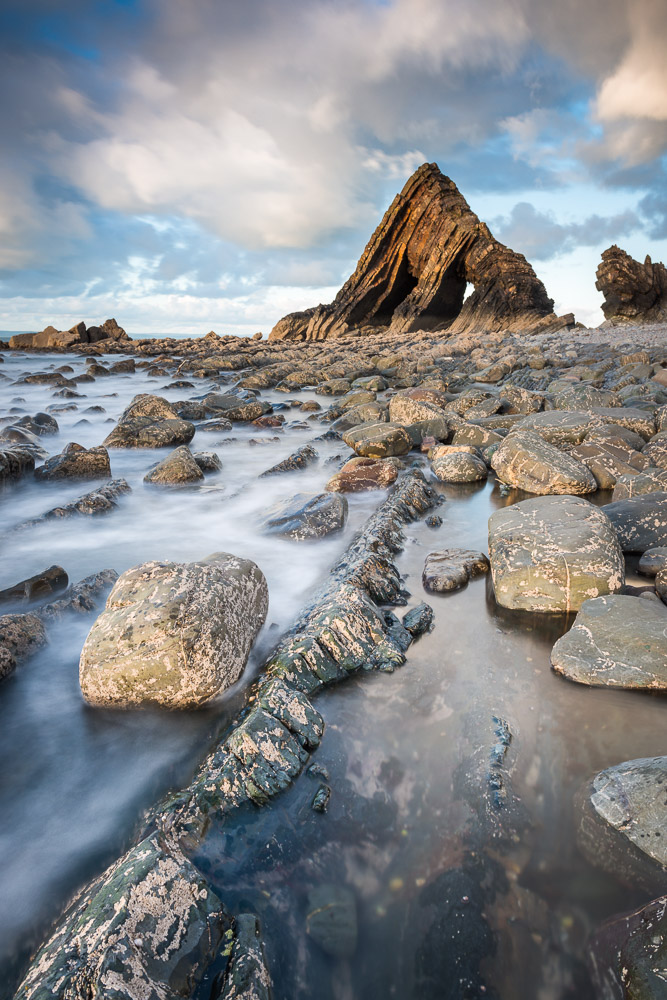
423;549;490;593
491;430;597;495
488;495;624;613
262;492;348;540
551;595;667;688
260;444;318;476
79;552;268;709
603;491;667;552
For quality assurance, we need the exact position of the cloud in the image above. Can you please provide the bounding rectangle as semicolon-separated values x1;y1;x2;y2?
493;201;641;260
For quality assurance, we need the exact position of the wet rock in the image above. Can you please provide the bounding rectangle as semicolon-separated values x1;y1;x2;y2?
0;425;49;460
588;894;667;1000
39;569;119;620
425;513;442;527
432;451;487;483
326;456;399;492
79;552;268;709
214;913;272;1000
0;446;35;486
422;549;490;593
612;467;667;500
14;833;228;1000
144;445;204;485
490;430;597;495
551;595;667;688
578;757;667;891
603;492;667;551
11;412;59;436
193;451;222;473
402;601;434;636
34;443;111;481
260;444;318;476
596;244;667;324
203;392;267;422
451;423;504;449
342;421;412;458
197;418;234;432
0;612;47;681
262;492;348;541
0;566;68;606
12;479;131;529
639;547;667;577
305;884;357;958
104;393;196;448
489;495;624;612
311;784;331;812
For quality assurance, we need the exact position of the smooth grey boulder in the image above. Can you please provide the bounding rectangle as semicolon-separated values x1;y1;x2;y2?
79;552;268;709
612;467;667;500
144;445;204;485
603;492;667;551
488;495;624;612
639;546;667;576
551;595;667;688
422;549;490;593
578;757;667;890
342;421;412;458
491;430;597;495
34;443;111;481
431;451;487;483
14;833;229;1000
261;492;348;541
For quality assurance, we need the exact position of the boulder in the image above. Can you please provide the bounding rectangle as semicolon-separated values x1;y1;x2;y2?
104;416;195;449
612;467;667;500
491;431;597;495
342;422;412;458
603;492;667;551
568;439;647;490
144;445;204;485
0;447;35;485
79;552;268;709
261;492;348;540
269;163;561;341
0;612;47;681
193;451;222;473
643;430;667;469
260;444;318;476
34;443;111;481
638;547;667;577
331;401;388;432
596;244;667;324
432;452;487;483
388;392;447;425
326;456;399;492
422;549;490;593
551;595;667;688
488;495;624;612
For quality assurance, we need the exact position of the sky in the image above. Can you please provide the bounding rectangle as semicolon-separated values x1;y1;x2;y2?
0;0;666;336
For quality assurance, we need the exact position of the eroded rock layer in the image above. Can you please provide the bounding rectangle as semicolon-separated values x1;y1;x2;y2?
269;163;563;342
596;245;667;325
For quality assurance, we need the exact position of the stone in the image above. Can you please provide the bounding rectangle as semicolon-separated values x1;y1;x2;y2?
260;444;318;476
596;244;667;324
305;885;357;958
0;447;35;485
0;566;68;606
657;567;667;605
193;451;222;473
488;495;624;612
144;445;204;485
269;163;561;341
34;443;111;481
79;552;268;709
14;833;228;1000
491;431;597;495
13;479;131;528
603;492;667;551
388;392;447;425
104;416;195;449
216;913;272;1000
342;421;412;458
326;456;399;492
422;549;490;593
643;430;667;469
0;612;47;681
261;492;348;541
552;384;621;409
11;412;59;436
551;595;667;688
639;547;667;577
568;440;646;490
432;451;487;483
402;601;434;636
612;467;667;500
451;423;504;449
331;401;388;432
588;894;667;1000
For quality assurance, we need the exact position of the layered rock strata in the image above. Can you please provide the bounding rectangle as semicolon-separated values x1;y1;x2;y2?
596;245;667;325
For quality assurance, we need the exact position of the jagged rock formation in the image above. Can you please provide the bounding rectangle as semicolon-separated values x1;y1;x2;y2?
269;163;567;342
9;318;129;350
596;245;667;325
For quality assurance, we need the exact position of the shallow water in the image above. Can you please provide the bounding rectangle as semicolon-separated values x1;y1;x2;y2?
0;352;665;998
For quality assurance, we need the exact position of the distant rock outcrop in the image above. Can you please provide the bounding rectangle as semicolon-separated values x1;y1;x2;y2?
269;163;568;342
596;245;667;325
9;318;129;350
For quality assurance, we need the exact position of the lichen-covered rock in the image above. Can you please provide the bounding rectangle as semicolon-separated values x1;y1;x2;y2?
326;456;398;492
79;552;268;709
588;894;667;1000
568;439;646;490
215;913;272;1000
259;444;318;476
331;401;388;432
551;595;667;688
643;430;667;470
34;443;111;481
0;612;47;681
432;451;487;483
603;492;667;551
612;467;667;500
342;421;412;458
261;492;347;540
491;430;597;495
144;445;204;485
488;495;624;612
104;415;196;449
639;547;667;577
388;392;447;425
14;833;229;1000
422;549;490;593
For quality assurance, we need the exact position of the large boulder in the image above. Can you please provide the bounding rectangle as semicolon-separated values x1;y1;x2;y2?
603;492;667;551
551;595;667;688
34;443;111;481
342;422;412;458
144;445;204;485
432;452;487;483
261;492;348;540
491;430;597;495
388;392;447;425
488;495;624;612
79;553;268;709
612;467;667;500
104;394;195;449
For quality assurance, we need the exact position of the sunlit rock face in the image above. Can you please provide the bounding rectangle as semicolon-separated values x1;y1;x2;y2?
269;162;566;342
596;244;667;325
